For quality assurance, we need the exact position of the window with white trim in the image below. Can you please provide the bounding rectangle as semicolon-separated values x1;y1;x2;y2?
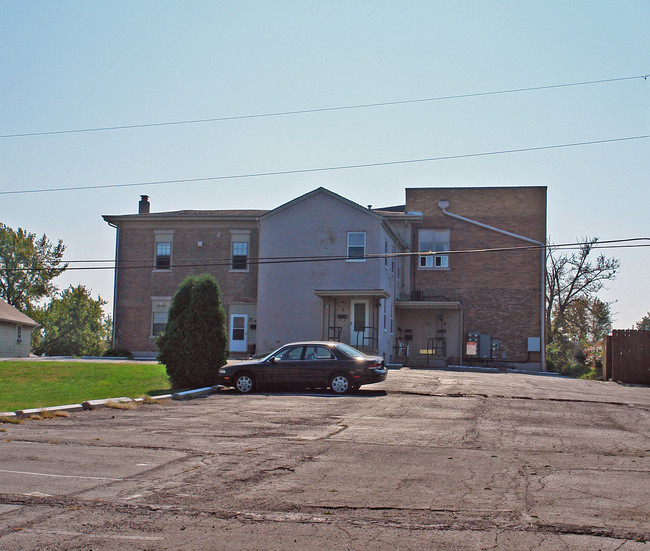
154;231;174;270
151;298;171;336
230;230;251;272
418;229;450;269
155;242;171;269
231;241;248;270
347;232;366;261
16;325;22;344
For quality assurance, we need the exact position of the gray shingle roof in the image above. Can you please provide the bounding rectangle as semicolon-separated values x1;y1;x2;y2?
0;299;38;327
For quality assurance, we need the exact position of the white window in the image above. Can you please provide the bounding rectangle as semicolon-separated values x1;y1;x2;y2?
384;240;389;268
231;242;248;270
347;232;366;261
155;242;171;269
418;229;450;269
151;297;171;336
154;231;174;271
230;230;251;272
16;325;22;344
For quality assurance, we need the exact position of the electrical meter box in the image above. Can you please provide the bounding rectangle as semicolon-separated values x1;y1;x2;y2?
466;331;480;356
490;338;500;359
479;334;491;359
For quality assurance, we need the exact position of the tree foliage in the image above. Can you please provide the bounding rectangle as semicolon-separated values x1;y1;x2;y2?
157;274;229;389
635;312;650;331
545;237;619;376
0;223;67;313
546;237;619;343
32;285;111;356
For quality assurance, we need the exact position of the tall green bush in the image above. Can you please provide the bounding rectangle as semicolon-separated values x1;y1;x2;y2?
157;274;229;388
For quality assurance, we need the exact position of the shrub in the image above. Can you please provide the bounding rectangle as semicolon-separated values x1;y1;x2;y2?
157;274;228;389
103;348;133;360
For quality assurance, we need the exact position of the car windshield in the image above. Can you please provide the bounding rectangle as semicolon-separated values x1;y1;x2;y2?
336;343;365;358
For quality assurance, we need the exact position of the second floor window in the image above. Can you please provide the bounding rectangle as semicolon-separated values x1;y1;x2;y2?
231;241;248;270
418;229;450;268
155;241;172;270
347;232;366;261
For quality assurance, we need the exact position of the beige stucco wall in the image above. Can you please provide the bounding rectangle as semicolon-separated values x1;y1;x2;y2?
256;191;400;356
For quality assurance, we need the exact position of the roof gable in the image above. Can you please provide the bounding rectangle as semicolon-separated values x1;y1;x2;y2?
260;187;384;222
0;299;39;327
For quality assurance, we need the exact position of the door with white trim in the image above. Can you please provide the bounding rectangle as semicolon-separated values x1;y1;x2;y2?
350;300;369;349
229;314;249;353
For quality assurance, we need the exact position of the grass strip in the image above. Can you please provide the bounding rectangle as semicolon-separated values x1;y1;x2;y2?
0;361;171;412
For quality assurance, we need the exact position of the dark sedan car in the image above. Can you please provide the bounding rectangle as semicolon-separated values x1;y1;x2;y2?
217;341;387;394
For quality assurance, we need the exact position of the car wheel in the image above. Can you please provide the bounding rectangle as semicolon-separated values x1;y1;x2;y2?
234;373;255;394
330;374;351;394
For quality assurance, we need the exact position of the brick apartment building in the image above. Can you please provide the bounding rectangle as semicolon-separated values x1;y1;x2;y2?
103;186;546;370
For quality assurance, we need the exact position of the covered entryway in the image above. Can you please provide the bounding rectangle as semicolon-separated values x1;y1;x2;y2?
315;289;391;354
395;301;462;367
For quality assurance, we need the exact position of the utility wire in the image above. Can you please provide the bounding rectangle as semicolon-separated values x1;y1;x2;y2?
2;134;649;196
1;74;647;139
52;238;650;264
5;239;648;273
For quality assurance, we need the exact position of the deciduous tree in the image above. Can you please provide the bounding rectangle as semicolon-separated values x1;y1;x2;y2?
635;312;650;331
0;223;67;312
32;285;111;356
545;237;619;376
546;237;619;344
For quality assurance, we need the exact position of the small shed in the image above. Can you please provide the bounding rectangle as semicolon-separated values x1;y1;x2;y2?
0;299;39;358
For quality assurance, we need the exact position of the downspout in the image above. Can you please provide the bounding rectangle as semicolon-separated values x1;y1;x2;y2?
107;221;119;349
437;201;546;371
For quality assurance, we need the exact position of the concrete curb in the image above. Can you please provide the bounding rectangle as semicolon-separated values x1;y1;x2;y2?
172;386;221;400
16;403;85;417
1;388;218;420
82;397;134;410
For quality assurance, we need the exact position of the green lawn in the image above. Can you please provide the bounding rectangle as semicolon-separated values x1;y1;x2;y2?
0;361;171;412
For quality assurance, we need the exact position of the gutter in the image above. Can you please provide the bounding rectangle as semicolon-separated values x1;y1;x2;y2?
437;201;546;371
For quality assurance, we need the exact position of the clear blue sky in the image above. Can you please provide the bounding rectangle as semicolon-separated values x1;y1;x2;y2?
1;1;648;327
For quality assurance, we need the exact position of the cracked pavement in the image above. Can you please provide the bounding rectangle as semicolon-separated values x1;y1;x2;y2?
1;368;648;550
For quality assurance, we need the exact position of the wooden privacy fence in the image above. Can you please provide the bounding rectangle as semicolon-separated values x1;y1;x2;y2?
603;330;650;385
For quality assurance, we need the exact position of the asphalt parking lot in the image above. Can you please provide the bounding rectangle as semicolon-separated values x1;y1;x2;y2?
1;368;649;550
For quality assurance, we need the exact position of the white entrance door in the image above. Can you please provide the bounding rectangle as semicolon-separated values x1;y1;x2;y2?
229;314;248;353
350;300;369;348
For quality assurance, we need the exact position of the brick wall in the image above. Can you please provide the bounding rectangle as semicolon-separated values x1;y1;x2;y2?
112;217;259;355
406;187;546;365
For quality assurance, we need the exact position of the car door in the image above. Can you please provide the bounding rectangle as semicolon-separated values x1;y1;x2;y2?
268;345;304;384
301;345;338;387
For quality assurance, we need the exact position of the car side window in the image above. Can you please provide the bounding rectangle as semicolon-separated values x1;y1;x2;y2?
276;346;304;361
304;345;335;360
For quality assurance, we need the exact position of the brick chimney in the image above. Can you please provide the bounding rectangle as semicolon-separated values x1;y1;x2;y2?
138;195;150;214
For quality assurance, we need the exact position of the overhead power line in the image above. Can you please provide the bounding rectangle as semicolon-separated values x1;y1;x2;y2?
6;238;649;273
2;134;649;196
1;74;647;139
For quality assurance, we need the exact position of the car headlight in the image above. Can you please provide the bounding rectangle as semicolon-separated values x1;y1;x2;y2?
219;368;227;374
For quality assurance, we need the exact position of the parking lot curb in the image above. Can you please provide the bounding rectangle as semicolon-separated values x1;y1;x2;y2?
2;387;219;420
171;386;220;400
82;397;133;410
